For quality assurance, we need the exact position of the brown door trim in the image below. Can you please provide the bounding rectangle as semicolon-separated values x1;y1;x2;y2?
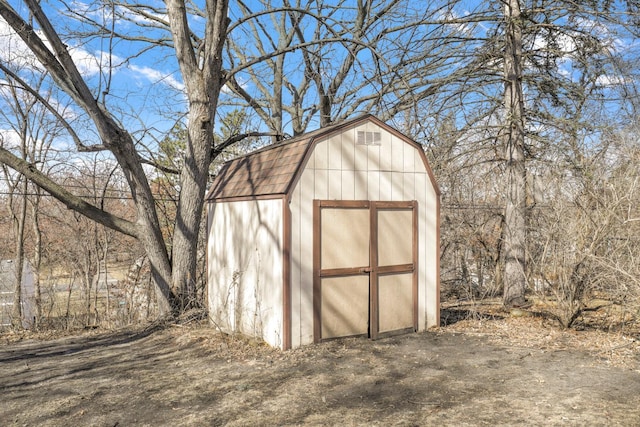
413;200;419;332
369;203;379;340
313;200;418;343
313;200;371;342
371;201;419;338
282;196;292;350
312;200;321;343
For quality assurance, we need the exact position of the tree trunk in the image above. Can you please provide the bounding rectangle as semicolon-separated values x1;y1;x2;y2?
501;0;527;307
166;0;229;310
102;124;175;315
171;99;213;309
11;178;28;329
31;201;42;328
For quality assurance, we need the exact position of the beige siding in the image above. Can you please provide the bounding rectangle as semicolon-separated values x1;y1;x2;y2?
207;198;284;348
424;177;440;329
416;172;428;330
341;170;355;200
342;132;356;170
314;169;328;200
290;183;302;347
355;142;368;171
380;131;392;171
367;171;380;200
391;172;404;200
391;134;404;171
328;135;342;169
289;121;440;347
328;170;342;199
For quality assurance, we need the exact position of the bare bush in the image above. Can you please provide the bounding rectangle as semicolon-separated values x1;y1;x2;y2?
528;134;640;328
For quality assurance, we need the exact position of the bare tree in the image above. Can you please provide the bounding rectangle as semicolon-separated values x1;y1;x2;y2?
0;71;55;328
500;0;527;307
0;0;233;314
417;0;640;309
224;0;472;136
527;122;640;327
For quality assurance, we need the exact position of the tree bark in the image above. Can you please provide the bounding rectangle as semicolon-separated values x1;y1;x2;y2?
166;0;229;308
31;200;42;327
10;177;28;329
501;0;527;307
0;0;177;314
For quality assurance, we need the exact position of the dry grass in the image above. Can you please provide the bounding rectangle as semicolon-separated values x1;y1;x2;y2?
442;299;640;370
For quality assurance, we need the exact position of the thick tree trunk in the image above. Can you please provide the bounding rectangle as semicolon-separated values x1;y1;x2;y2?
167;0;229;309
108;126;175;315
501;0;528;307
171;100;213;309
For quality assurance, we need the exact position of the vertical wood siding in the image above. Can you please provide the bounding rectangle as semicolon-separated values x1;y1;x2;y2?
289;121;439;347
207;198;284;348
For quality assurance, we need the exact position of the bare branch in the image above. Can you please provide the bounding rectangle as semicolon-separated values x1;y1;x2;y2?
0;64;107;152
0;146;138;237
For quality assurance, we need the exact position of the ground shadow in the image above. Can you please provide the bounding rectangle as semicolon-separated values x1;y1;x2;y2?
0;323;163;364
440;306;505;326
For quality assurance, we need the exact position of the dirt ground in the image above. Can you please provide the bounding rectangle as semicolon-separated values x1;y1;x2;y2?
1;308;640;426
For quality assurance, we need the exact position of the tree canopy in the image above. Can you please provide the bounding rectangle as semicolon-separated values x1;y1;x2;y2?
0;0;638;318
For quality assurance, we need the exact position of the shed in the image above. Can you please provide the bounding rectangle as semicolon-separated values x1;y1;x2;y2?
207;115;440;349
0;259;36;329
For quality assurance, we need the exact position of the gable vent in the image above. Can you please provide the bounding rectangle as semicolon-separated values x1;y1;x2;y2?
357;131;381;146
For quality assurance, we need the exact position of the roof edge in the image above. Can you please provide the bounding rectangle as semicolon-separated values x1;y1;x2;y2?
284;114;441;198
207;113;441;201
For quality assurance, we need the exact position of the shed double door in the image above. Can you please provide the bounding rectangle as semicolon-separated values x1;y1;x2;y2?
313;200;418;342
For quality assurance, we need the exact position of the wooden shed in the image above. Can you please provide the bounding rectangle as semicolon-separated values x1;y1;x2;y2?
0;259;36;329
207;115;440;349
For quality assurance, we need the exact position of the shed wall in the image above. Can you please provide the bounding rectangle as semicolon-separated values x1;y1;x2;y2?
289;121;439;348
0;261;36;329
207;198;284;348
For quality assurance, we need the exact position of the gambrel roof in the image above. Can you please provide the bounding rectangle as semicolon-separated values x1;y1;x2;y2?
206;135;309;200
206;114;440;201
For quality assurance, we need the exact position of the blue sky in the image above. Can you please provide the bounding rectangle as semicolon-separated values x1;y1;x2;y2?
0;0;638;159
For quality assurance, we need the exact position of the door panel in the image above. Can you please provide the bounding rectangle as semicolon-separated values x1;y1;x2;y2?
321;276;370;339
371;202;417;338
320;208;370;269
314;201;371;342
377;210;413;267
378;273;414;333
314;200;417;343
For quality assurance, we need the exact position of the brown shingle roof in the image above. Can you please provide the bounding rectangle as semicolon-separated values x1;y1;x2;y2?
206;114;443;201
207;117;374;200
206;134;311;200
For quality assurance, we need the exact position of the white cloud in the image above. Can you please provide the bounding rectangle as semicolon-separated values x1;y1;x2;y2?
0;128;21;148
0;78;12;99
0;16;104;78
119;6;168;26
68;47;103;77
596;74;626;87
2;10;184;94
439;8;475;36
68;0;168;28
0;18;44;71
47;96;80;121
129;64;184;91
